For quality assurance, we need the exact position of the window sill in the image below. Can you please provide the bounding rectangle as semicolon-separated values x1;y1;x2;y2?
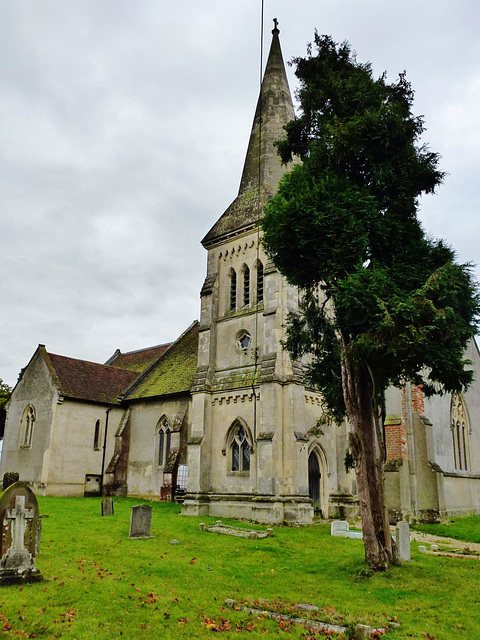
227;470;250;477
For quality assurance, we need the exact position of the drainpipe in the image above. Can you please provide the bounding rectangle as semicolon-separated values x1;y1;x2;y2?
100;407;111;496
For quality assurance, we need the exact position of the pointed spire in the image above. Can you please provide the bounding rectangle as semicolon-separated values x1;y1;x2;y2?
202;21;296;247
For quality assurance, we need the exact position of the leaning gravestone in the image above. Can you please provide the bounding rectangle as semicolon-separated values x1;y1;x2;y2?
129;505;152;539
101;498;114;516
0;482;43;585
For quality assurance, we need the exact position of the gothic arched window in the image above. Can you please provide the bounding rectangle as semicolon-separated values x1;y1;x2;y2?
227;421;252;473
93;419;101;450
229;269;237;311
157;418;171;467
451;393;470;471
242;264;250;307
256;260;264;303
21;405;35;448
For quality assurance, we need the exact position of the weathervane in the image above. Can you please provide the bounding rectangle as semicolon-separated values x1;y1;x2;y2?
272;18;279;34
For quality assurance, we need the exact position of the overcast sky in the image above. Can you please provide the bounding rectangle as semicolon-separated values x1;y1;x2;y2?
1;1;479;387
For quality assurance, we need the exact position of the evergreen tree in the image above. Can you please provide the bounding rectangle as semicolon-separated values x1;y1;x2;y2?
0;379;12;438
262;34;479;571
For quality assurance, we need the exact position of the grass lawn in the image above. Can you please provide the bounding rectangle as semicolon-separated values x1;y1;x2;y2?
412;514;480;544
2;497;480;639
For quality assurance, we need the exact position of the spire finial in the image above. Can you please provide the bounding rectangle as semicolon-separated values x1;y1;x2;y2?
272;18;279;34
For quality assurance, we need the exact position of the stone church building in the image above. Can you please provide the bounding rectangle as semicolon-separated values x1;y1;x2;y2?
2;25;480;524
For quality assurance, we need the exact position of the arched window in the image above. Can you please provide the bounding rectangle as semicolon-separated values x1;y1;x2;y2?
226;421;252;473
451;393;470;471
157;418;171;467
93;420;101;450
21;405;35;447
242;264;250;307
256;261;264;303
229;269;237;311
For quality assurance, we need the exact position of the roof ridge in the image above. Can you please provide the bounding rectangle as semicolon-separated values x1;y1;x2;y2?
48;351;136;372
111;342;173;358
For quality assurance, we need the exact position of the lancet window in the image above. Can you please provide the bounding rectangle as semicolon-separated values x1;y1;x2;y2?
451;393;470;471
229;269;237;311
243;265;250;307
256;261;264;303
93;419;101;450
157;418;171;467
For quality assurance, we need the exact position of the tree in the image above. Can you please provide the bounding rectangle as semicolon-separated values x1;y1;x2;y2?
0;379;12;438
262;34;479;571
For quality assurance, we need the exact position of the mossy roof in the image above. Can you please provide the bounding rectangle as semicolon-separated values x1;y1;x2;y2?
125;322;199;400
106;343;171;373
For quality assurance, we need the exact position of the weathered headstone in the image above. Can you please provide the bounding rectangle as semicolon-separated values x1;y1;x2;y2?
101;498;114;516
129;505;152;539
355;624;373;639
2;472;19;491
330;520;350;537
396;521;411;561
0;482;43;585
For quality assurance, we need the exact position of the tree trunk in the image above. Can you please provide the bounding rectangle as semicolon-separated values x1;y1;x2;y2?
341;350;399;571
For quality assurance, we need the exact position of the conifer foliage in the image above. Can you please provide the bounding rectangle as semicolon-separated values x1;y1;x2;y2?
262;34;479;571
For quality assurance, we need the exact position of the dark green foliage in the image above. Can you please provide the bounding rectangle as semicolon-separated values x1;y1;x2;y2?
0;378;11;438
262;33;479;420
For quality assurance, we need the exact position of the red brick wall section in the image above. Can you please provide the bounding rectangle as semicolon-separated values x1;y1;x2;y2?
411;385;425;415
385;418;407;460
384;385;425;461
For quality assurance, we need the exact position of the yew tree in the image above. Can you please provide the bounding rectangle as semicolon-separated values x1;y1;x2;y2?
262;34;479;571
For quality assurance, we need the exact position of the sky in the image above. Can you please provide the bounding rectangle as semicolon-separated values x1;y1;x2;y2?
1;0;479;387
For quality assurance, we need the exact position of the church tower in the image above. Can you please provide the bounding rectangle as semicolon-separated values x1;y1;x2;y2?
182;23;349;523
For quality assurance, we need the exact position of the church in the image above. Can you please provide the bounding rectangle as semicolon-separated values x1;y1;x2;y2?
2;24;480;524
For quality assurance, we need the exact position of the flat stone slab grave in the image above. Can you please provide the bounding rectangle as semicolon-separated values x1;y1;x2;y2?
224;599;387;639
199;521;273;539
0;481;43;585
129;505;153;539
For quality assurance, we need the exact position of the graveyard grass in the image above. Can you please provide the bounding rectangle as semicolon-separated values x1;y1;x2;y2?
2;497;480;640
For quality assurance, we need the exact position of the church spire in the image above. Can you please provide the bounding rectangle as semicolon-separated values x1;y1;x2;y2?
202;21;295;247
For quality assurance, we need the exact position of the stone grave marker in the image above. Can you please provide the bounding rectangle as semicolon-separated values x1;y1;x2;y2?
101;498;114;516
395;520;411;561
0;481;43;585
330;520;350;537
129;505;153;539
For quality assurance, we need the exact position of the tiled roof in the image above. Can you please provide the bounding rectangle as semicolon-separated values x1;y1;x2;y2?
125;322;199;400
47;353;138;404
106;343;171;373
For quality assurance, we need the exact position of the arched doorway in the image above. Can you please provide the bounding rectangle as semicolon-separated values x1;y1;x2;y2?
308;451;322;517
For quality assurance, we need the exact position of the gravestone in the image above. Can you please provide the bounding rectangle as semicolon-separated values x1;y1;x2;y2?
0;482;43;584
101;498;114;516
2;472;19;490
330;520;350;537
129;505;152;539
395;521;411;561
